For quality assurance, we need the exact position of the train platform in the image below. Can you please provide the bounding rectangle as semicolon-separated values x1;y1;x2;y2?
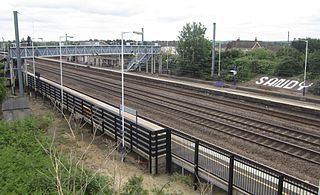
136;73;320;112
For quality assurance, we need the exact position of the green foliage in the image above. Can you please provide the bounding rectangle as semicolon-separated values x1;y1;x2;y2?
308;50;320;79
309;79;320;95
175;22;211;77
275;56;303;77
121;175;148;195
220;48;276;82
0;116;112;194
247;48;275;60
276;46;302;61
170;173;193;187
0;78;7;102
292;38;320;52
0;63;6;102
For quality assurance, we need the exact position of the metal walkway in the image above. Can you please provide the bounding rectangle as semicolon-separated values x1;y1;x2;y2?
9;45;161;59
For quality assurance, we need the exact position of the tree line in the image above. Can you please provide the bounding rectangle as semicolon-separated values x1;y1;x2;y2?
169;22;320;95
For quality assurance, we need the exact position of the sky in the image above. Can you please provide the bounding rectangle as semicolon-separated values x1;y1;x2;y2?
1;0;320;42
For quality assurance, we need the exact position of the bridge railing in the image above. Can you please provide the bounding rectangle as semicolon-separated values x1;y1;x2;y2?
10;45;161;59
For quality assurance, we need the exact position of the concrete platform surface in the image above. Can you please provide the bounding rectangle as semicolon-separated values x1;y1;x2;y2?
2;97;31;121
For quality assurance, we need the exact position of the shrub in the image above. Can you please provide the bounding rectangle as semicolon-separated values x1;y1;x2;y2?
309;79;320;96
121;175;148;195
275;56;303;77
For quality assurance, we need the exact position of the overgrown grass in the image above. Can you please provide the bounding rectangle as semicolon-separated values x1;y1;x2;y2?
170;173;193;187
0;116;112;194
0;116;186;194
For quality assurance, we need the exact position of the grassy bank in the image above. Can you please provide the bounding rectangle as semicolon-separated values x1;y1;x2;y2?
0;116;113;194
0;113;188;194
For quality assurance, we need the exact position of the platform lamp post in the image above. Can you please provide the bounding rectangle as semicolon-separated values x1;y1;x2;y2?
121;31;143;162
59;35;74;112
32;38;43;92
303;40;308;96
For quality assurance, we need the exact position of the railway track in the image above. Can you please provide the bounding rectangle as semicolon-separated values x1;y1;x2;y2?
34;59;320;129
30;60;320;166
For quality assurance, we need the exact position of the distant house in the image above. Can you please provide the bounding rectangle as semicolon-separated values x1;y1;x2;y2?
226;38;283;52
152;41;178;54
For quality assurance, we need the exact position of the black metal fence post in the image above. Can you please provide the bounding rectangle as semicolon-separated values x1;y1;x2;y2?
90;104;94;134
193;140;199;191
277;175;284;195
114;116;118;143
66;92;69;111
149;131;152;174
166;128;172;174
155;132;158;174
81;100;84;115
228;155;235;195
130;123;133;151
54;86;57;102
101;110;105;132
72;96;75;111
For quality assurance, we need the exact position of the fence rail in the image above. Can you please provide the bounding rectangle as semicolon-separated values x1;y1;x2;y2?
169;128;318;195
27;74;319;195
28;74;169;174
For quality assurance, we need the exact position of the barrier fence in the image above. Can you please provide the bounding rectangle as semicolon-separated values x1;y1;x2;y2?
27;74;319;195
28;74;169;174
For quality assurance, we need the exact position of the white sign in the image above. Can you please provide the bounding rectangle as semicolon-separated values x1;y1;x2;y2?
256;76;313;91
230;70;237;75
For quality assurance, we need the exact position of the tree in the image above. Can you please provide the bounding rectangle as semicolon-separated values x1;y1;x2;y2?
292;38;320;52
175;22;211;78
275;56;303;77
308;51;320;79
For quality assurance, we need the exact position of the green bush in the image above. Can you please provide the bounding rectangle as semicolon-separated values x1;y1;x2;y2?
0;78;7;102
309;79;320;95
308;51;320;79
121;175;148;195
275;56;303;77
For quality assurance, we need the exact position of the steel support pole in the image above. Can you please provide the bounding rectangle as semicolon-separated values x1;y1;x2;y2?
13;11;24;97
211;22;216;80
32;41;36;92
141;28;144;45
303;40;308;96
166;41;169;74
218;42;221;77
121;32;125;162
59;38;64;112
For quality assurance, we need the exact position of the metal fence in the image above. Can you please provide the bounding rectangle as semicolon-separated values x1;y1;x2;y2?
169;128;319;195
27;74;319;195
28;74;169;174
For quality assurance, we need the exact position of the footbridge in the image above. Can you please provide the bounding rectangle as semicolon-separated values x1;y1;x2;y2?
9;44;161;59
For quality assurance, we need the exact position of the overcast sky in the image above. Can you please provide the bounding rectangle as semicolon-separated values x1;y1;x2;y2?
1;0;320;42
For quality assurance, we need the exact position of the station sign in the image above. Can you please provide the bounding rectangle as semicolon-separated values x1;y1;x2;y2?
256;76;313;91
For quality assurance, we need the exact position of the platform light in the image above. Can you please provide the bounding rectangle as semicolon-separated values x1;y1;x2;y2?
120;30;143;162
59;35;74;112
303;40;308;96
32;37;43;92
